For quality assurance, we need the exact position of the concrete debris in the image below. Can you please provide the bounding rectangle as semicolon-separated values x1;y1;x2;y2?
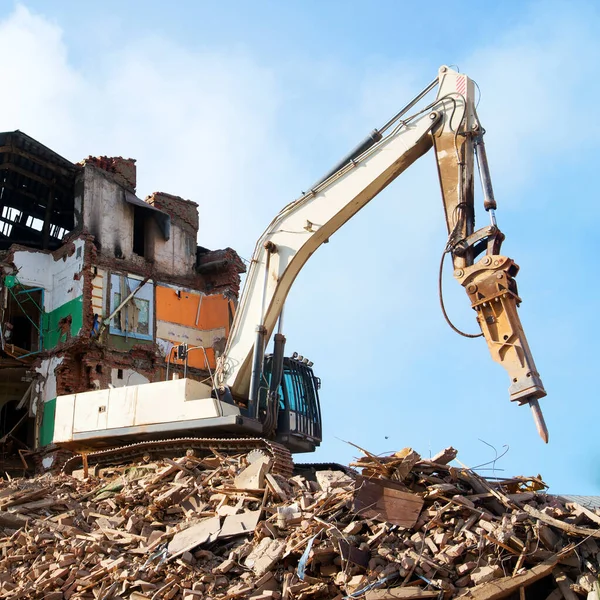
0;445;598;599
234;456;272;490
314;469;353;492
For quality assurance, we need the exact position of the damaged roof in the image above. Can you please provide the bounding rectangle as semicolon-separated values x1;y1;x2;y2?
0;131;78;251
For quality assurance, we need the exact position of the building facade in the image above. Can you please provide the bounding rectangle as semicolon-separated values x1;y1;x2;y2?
0;131;245;467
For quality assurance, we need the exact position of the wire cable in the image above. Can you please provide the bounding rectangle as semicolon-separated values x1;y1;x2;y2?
473;79;482;110
438;250;483;339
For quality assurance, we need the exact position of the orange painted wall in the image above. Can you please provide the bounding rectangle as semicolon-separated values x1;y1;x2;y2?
156;285;232;369
168;346;217;370
156;287;230;331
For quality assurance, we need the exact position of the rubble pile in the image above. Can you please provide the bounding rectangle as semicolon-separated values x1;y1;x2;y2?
0;446;599;599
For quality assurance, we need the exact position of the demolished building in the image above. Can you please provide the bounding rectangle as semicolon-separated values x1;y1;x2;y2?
0;131;245;469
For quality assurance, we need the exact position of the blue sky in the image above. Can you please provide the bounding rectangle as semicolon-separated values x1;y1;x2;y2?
1;1;598;493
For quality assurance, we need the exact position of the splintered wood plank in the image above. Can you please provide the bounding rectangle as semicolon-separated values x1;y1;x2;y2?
353;476;423;528
552;569;579;600
429;446;458;465
523;504;600;539
0;511;29;528
564;500;600;527
0;487;52;508
461;552;572;600
265;474;289;502
365;588;439;598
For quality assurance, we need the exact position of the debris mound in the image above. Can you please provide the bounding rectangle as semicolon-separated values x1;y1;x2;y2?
0;447;599;599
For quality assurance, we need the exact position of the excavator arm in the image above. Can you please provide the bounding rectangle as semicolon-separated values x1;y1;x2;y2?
218;66;547;441
431;68;547;439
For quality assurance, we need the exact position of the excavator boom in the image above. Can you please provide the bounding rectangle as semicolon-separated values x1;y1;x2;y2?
219;65;547;440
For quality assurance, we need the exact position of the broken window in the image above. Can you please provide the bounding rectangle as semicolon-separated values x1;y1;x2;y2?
0;206;22;237
109;274;153;341
2;280;43;353
25;215;43;231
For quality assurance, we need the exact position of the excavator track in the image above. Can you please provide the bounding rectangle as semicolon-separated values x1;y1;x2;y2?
61;437;294;478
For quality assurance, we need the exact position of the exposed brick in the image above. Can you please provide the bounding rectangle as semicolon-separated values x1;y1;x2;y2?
197;247;246;298
80;156;137;192
146;191;199;236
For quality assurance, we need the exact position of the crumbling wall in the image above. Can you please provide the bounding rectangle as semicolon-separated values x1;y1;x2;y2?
146;191;198;233
9;238;86;349
82;156;136;192
35;355;64;446
197;247;246;298
79;169;201;279
155;283;232;370
146;192;198;277
79;166;135;261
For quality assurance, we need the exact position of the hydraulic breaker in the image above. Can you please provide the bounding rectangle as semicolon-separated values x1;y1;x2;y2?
455;256;548;442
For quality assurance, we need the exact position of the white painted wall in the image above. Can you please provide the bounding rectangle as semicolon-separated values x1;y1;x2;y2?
152;223;196;276
53;378;239;443
11;250;51;290
82;168;134;260
110;368;149;388
156;321;225;348
48;242;85;312
35;356;65;404
13;239;85;311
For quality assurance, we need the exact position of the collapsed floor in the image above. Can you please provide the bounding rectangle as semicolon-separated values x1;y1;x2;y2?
0;446;599;600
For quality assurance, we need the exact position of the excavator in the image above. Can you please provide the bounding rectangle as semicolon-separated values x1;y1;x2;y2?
51;66;547;476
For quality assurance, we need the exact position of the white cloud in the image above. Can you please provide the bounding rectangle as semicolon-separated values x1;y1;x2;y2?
0;4;300;256
0;6;83;138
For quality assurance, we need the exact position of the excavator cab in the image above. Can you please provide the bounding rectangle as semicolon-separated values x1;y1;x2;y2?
261;355;322;453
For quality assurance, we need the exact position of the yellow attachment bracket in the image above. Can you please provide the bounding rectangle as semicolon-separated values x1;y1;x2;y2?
455;255;546;406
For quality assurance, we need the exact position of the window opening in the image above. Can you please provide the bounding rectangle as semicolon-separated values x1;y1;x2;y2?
3;280;43;353
113;293;150;336
133;206;147;257
109;275;153;341
0;401;29;446
25;216;44;231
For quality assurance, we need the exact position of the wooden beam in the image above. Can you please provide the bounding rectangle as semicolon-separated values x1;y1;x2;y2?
523;504;600;539
461;551;571;600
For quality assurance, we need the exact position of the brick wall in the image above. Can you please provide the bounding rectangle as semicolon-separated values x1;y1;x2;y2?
146;192;199;237
81;156;137;192
197;247;246;297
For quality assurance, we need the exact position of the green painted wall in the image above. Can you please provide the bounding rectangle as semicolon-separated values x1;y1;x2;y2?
108;334;153;351
43;296;83;349
39;397;56;446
